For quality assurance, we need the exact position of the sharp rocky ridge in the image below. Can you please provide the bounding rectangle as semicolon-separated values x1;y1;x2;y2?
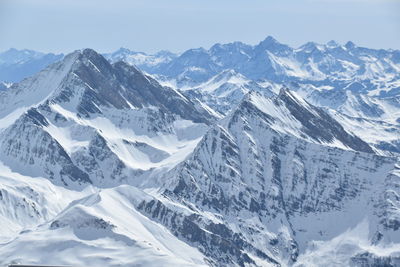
104;37;400;156
0;47;399;266
0;48;213;188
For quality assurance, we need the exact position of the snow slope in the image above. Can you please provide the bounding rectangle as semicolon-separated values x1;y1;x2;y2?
0;48;215;266
0;49;213;188
134;91;400;266
0;45;400;267
0;183;207;267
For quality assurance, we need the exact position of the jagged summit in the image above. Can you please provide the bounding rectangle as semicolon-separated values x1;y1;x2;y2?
1;39;400;266
345;41;356;50
100;36;400;101
258;35;280;46
326;40;340;48
0;48;45;63
0;48;214;188
160;88;399;266
297;41;325;53
210;41;250;53
0;48;212;123
113;47;132;54
256;36;292;55
234;89;373;153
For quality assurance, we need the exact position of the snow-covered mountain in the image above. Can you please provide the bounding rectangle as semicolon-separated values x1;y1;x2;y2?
110;37;400;94
134;91;400;266
1;42;400;266
0;163;208;266
104;48;177;73
0;47;175;85
180;69;275;115
283;83;400;156
121;37;399;158
0;82;11;92
287;82;400;123
4;37;399;116
0;48;216;265
0;48;214;188
107;38;400;137
0;48;63;83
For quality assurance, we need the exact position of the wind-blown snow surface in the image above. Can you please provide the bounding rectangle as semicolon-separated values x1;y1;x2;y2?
0;49;213;265
145;92;400;266
1;47;400;266
0;181;207;266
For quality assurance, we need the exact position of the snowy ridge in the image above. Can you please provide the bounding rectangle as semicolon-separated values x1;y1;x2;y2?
0;45;399;266
182;69;274;114
152;92;400;265
330;111;400;156
0;48;216;265
239;89;373;152
0;49;213;188
105;37;399;131
0;82;11;92
0;171;207;266
0;52;79;129
104;48;177;73
109;37;400;97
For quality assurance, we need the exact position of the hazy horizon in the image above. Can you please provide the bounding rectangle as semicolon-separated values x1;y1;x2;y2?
1;34;400;56
1;0;399;54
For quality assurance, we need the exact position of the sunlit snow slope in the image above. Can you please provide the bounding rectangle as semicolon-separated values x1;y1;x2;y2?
1;44;400;267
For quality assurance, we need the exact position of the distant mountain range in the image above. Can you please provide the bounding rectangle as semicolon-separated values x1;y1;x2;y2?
4;37;399;119
4;36;400;91
104;37;400;95
0;48;63;83
0;38;400;266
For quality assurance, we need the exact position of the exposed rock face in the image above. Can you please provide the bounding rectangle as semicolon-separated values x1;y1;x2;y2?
0;46;399;266
134;92;400;266
107;37;400;98
0;49;212;188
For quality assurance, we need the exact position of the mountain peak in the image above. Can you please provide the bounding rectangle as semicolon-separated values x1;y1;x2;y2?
278;86;290;97
0;48;213;124
256;36;292;54
298;42;325;53
154;50;176;58
182;47;208;55
115;47;132;54
257;36;281;49
1;48;41;55
345;41;356;50
78;48;107;60
64;48;114;80
210;41;250;53
261;35;279;45
326;40;340;48
0;48;45;65
277;86;310;107
236;89;373;153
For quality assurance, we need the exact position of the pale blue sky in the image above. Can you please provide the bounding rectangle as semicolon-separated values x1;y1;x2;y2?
0;0;399;54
